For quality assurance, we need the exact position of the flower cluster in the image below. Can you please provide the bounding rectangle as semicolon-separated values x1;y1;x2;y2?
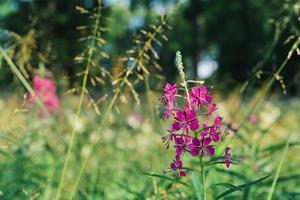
28;75;60;116
161;83;231;176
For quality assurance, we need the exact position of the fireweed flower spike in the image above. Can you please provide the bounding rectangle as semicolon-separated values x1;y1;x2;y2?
161;51;232;177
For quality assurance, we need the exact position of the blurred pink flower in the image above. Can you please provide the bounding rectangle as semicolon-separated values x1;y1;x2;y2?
28;75;60;116
248;114;257;124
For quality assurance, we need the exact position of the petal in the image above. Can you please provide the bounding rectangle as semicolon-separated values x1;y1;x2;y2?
192;138;200;146
170;162;176;170
206;146;215;156
176;110;185;121
189;121;199;131
203;138;211;145
226;160;231;168
172;122;181;131
190;148;200;157
212;133;219;142
179;170;186;177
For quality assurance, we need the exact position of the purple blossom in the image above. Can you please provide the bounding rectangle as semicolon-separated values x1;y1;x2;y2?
160;77;232;177
207;103;217;116
189;86;212;110
172;109;199;132
162;83;177;119
187;138;215;157
225;147;231;168
201;123;220;143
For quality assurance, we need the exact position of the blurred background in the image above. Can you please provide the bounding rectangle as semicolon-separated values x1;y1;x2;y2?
1;0;299;94
0;0;300;199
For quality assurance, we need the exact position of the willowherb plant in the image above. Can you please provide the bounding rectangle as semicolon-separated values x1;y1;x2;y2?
161;51;231;177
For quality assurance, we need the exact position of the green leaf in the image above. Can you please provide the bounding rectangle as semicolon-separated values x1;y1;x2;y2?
267;132;293;200
215;174;271;199
209;183;243;191
143;172;190;187
191;172;203;200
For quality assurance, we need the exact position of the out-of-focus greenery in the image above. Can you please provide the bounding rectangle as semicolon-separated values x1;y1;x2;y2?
0;91;300;199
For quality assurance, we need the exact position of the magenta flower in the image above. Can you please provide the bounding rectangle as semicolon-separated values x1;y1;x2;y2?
170;159;186;177
160;71;232;177
201;123;220;143
225;147;231;168
28;75;60;116
207;103;217;116
189;86;212;110
162;83;177;119
172;109;199;132
187;138;215;157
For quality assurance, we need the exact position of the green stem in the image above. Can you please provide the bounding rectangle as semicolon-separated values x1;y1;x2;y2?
267;131;293;200
55;2;102;199
67;70;130;200
67;21;165;199
200;157;206;200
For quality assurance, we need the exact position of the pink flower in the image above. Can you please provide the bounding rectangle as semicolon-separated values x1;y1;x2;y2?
207;103;217;116
162;83;177;119
28;75;60;115
225;147;231;168
187;138;215;157
201;123;220;142
172;109;199;132
170;159;186;177
160;75;232;178
189;86;212;110
248;114;257;124
201;116;222;143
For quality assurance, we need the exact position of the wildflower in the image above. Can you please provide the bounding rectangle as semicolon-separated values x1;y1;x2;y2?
248;114;257;124
162;83;177;119
28;75;60;115
189;86;212;110
187;137;215;157
224;147;231;168
172;109;199;132
201;116;222;143
170;146;186;177
161;54;232;177
207;103;217;116
201;123;219;143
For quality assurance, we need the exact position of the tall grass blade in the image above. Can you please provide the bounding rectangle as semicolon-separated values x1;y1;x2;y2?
267;131;293;200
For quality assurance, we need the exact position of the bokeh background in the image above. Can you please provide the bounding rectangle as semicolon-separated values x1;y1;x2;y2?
0;0;300;199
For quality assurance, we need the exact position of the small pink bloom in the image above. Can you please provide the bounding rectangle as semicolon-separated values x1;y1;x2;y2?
248;114;257;124
187;137;215;157
162;83;177;119
207;103;217;116
189;86;212;110
28;75;60;116
201;123;220;142
172;109;199;132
